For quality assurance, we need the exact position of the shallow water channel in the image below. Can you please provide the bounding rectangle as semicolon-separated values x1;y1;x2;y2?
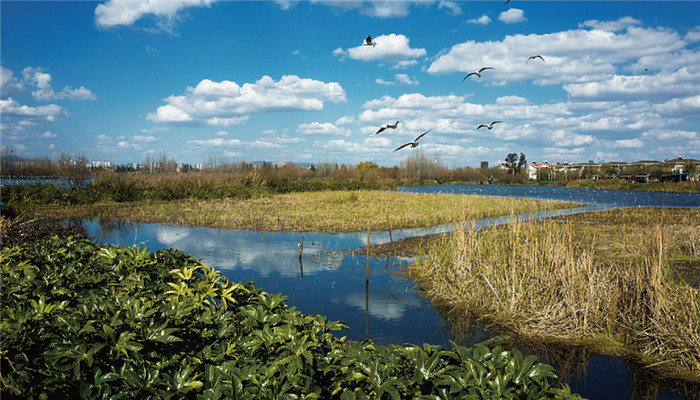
82;184;699;400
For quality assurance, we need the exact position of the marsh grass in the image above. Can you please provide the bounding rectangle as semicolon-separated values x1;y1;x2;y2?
409;208;700;379
24;190;578;233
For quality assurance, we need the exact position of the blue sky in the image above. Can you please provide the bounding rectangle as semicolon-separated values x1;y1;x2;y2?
2;1;699;167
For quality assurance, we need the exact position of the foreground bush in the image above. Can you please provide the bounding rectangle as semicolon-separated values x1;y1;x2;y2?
1;237;582;399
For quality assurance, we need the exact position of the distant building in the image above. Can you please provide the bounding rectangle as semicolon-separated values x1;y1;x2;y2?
89;161;112;168
527;162;551;180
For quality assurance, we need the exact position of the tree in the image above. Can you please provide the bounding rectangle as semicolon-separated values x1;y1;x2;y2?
518;153;527;171
56;153;91;190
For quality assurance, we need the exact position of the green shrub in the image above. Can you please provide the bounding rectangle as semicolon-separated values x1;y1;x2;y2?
1;238;583;399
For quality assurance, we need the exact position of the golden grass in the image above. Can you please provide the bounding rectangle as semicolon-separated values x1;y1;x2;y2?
409;207;700;379
24;190;578;233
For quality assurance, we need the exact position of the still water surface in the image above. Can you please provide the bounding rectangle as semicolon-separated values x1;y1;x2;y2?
83;185;699;400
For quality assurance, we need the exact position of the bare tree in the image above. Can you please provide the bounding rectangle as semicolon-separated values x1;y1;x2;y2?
56;152;91;190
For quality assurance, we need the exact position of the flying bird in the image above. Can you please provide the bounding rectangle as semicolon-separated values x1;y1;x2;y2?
526;55;545;64
363;35;376;47
393;130;431;152
477;121;502;130
462;67;494;81
373;121;399;135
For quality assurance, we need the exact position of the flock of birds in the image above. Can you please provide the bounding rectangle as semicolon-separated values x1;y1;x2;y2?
361;1;546;153
365;31;545;152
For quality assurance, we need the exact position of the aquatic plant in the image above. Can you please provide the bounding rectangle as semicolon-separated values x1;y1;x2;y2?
410;208;700;380
1;237;583;399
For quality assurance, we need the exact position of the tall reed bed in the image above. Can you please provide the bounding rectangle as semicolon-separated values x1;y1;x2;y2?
409;208;700;378
26;191;577;233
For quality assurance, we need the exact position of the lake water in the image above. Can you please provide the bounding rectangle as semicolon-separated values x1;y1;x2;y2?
82;185;699;400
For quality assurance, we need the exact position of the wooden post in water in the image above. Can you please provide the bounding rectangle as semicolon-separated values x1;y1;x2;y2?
298;236;304;278
386;216;393;243
366;225;370;283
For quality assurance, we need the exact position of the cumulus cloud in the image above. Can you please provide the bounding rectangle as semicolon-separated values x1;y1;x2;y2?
466;14;491;25
427;20;687;86
296;122;351;136
338;34;426;66
133;134;157;142
0;98;63;121
612;138;644;148
377;74;419;86
147;75;346;125
579;16;642;32
187;137;242;147
20;67;96;101
0;66;24;98
438;1;461;16
498;8;525;24
94;0;215;31
563;68;700;101
40;131;57;138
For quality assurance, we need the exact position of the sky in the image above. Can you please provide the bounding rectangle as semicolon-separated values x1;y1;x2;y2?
1;0;699;167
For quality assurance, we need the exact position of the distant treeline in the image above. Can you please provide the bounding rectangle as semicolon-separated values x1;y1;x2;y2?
1;152;525;205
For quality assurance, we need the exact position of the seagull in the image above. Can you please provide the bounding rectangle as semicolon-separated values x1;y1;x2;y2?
462;67;494;81
477;121;502;130
393;130;431;152
363;34;376;47
373;121;399;135
526;55;545;64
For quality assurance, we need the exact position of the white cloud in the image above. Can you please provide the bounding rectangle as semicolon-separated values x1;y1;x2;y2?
642;129;697;141
427;22;686;86
686;27;700;43
94;0;215;31
496;95;528;105
335;115;355;125
0;98;63;121
466;14;491;25
341;34;426;66
579;16;642;32
274;0;297;11
0;66;24;98
376;74;419;86
498;8;525;24
187;138;242;147
438;1;461;16
117;141;141;150
563;68;700;101
297;122;350;136
19;67;96;101
40;131;57;138
394;73;418;85
133;134;157;142
148;75;345;125
216;130;228;136
612;138;644;148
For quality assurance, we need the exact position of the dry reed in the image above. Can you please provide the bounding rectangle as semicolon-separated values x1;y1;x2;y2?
410;208;700;379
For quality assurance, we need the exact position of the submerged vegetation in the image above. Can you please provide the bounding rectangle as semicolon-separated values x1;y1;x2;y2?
1;237;584;399
409;208;700;381
19;191;578;233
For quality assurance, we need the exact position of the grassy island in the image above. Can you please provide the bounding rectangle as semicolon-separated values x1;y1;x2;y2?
408;207;700;383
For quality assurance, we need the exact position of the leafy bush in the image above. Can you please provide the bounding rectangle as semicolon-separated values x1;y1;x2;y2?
1;238;583;399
